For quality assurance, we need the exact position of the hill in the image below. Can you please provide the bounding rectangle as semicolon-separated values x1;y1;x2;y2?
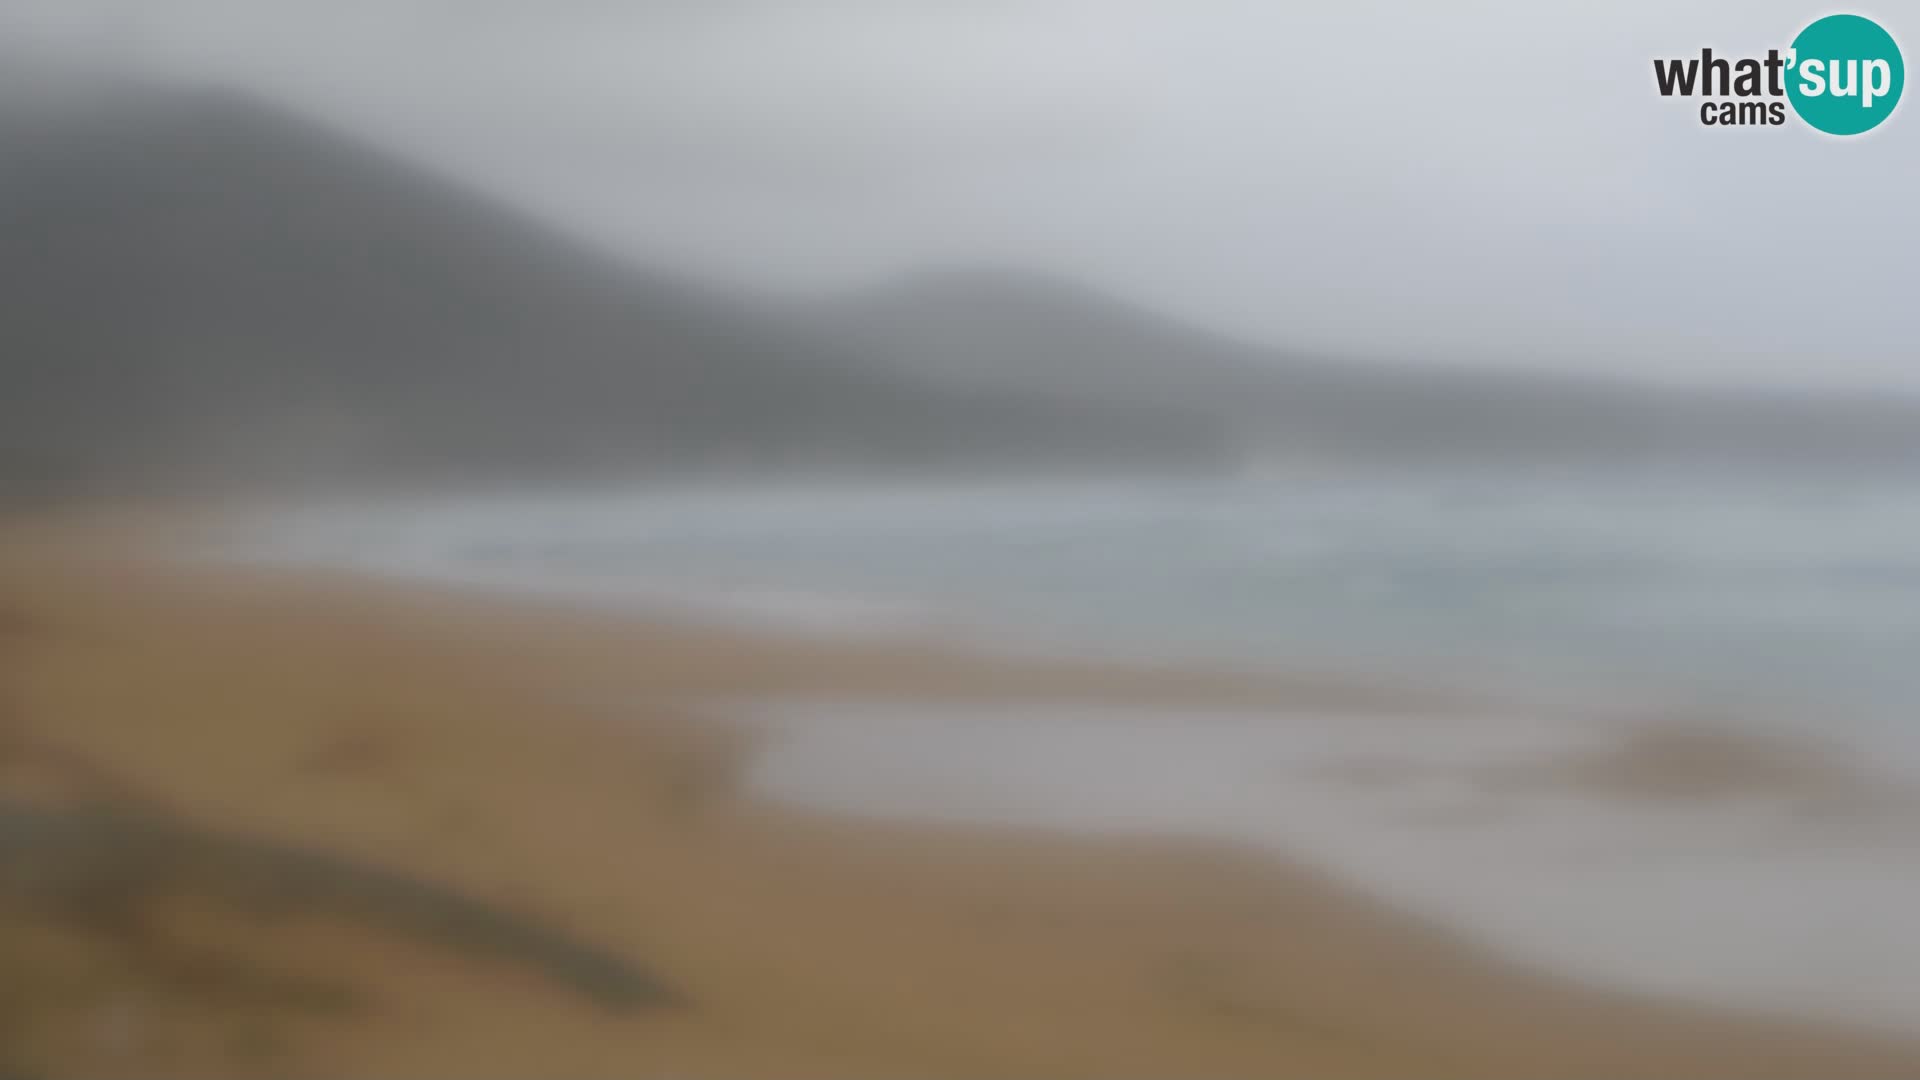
0;84;1219;503
827;268;1920;473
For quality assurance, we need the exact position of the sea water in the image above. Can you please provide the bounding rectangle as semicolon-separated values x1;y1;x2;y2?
248;471;1920;742
238;470;1920;1030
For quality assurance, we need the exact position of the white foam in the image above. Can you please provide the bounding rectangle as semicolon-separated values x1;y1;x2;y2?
214;505;979;643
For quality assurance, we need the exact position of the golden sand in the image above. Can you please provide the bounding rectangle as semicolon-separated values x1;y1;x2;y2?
2;513;1918;1078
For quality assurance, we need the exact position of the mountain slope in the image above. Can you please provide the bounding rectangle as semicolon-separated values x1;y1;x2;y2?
0;85;1219;502
828;269;1920;473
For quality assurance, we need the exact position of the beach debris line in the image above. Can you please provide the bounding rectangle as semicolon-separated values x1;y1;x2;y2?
0;800;685;1011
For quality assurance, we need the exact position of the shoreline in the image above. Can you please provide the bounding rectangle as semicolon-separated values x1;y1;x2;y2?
3;514;1919;1077
216;484;1910;754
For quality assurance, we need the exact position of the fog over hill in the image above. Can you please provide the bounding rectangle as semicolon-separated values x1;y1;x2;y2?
0;81;1219;503
6;78;1920;504
822;268;1920;473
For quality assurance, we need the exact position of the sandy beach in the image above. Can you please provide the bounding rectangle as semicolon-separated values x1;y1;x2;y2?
4;511;1919;1079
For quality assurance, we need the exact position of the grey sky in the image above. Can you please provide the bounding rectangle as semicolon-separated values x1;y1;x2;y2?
6;0;1916;388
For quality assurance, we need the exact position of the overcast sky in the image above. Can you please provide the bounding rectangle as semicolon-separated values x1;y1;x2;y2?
5;0;1916;388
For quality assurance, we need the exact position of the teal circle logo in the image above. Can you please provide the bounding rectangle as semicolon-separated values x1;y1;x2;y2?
1786;14;1904;135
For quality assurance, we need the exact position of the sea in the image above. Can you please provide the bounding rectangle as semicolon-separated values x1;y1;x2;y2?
229;467;1920;1032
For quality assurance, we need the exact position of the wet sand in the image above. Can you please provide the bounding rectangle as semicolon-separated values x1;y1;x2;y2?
3;512;1919;1079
